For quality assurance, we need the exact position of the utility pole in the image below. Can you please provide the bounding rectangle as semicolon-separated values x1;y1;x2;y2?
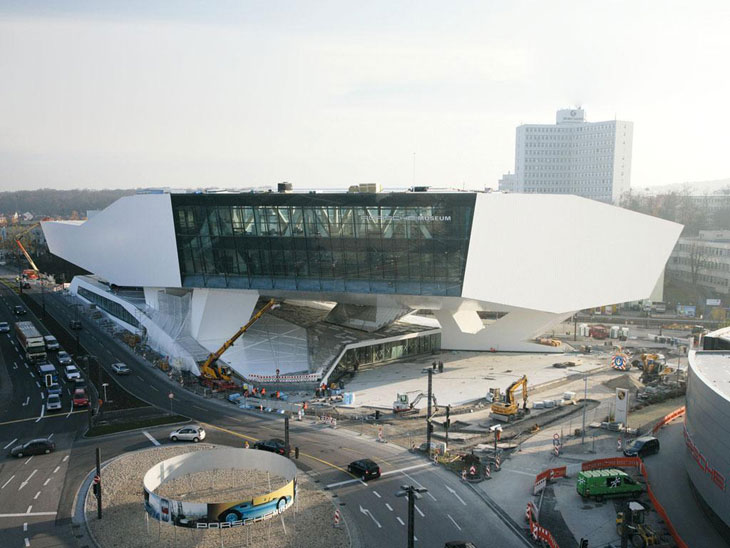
426;369;433;451
581;376;588;445
95;447;102;519
444;405;450;448
395;485;427;548
574;314;578;342
41;277;46;319
284;413;290;457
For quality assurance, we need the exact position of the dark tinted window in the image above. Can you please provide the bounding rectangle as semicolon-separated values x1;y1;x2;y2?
171;193;475;297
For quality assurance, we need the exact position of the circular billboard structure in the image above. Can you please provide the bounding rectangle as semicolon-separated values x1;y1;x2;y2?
143;447;297;528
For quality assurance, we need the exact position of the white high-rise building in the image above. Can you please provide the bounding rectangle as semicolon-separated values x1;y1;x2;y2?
512;108;633;203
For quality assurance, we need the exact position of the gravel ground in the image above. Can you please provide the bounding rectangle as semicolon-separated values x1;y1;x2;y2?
85;445;349;548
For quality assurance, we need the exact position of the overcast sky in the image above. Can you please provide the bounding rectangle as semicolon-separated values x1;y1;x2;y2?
0;1;728;192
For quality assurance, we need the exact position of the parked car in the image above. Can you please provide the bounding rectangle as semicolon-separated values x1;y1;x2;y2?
111;362;131;375
623;436;660;458
44;335;60;350
57;351;73;365
0;321;9;333
169;425;206;443
72;389;89;407
64;364;81;381
347;459;381;481
46;383;62;396
46;393;62;411
253;438;288;455
10;438;55;457
576;469;643;501
13;305;26;316
69;319;82;330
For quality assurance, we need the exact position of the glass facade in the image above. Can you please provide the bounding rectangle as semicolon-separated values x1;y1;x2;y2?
78;286;140;328
171;193;475;296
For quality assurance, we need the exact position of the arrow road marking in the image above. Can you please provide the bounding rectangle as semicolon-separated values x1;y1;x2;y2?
1;475;15;489
359;505;382;529
445;485;467;506
447;514;462;531
19;470;37;490
35;405;44;423
3;438;17;450
22;397;29;406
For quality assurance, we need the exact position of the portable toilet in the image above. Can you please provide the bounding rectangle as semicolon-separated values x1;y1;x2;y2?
610;326;620;339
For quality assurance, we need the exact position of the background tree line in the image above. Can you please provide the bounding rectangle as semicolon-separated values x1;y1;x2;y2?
0;188;136;219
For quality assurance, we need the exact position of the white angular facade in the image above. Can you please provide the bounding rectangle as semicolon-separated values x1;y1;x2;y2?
43;190;681;377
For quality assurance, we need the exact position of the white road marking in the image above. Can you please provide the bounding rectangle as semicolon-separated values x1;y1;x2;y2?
150;385;159;392
28;371;33;378
24;456;33;465
24;538;29;547
447;514;462;531
143;431;161;446
415;504;425;518
52;466;60;474
33;491;40;500
3;438;18;450
43;478;50;486
35;405;45;423
385;503;393;511
372;491;381;498
401;471;437;501
40;393;44;400
136;375;144;382
47;433;53;440
23;522;27;531
396;516;405;525
22;396;29;406
1;475;15;489
26;506;32;514
62;455;69;462
445;485;467;506
359;505;382;528
35;381;40;388
19;470;37;490
326;462;433;489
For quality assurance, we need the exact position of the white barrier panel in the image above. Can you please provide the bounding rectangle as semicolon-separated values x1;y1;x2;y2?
143;448;297;528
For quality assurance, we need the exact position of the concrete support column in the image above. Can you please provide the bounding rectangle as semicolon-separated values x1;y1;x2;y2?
434;308;574;352
189;288;260;342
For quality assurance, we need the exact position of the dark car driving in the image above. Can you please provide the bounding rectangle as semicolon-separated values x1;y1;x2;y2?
347;458;381;481
10;438;55;458
253;438;288;455
623;436;660;458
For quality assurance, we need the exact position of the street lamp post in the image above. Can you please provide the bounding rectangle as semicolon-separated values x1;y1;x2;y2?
395;485;427;548
102;383;109;404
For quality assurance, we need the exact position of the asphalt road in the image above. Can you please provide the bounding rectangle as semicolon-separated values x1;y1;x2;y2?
0;281;534;548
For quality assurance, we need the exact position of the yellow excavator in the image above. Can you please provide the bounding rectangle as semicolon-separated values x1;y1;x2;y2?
491;375;528;422
199;299;279;381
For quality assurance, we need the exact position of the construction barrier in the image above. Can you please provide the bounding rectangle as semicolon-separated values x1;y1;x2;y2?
652;406;686;434
533;467;567;495
580;457;641;472
525;501;560;548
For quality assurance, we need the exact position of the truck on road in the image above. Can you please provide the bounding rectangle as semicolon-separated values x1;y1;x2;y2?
14;321;47;363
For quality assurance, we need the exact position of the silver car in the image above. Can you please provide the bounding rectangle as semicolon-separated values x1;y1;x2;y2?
64;364;81;381
111;362;131;375
169;425;206;443
46;393;62;411
57;351;72;365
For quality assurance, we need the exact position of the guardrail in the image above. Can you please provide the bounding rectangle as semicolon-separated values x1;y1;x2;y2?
651;405;685;434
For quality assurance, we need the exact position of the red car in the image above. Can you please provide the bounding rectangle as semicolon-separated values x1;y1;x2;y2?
72;389;89;407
